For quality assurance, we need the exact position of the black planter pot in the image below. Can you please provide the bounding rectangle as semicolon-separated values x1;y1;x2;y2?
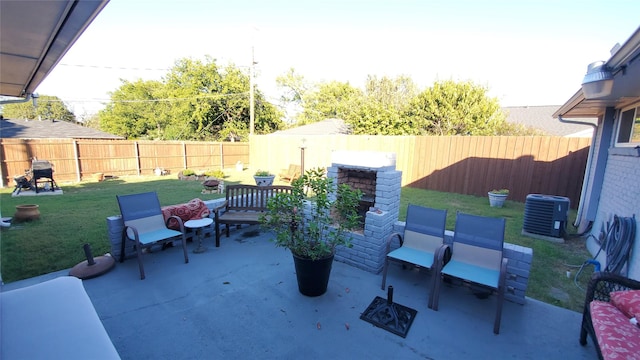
292;252;334;297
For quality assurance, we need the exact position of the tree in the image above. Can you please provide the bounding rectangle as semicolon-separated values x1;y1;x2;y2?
276;68;309;105
98;56;283;140
344;75;419;135
1;95;76;122
99;79;166;139
364;75;417;109
298;81;362;125
276;68;310;123
405;80;508;135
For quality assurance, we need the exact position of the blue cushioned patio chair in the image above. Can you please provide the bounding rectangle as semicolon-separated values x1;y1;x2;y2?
381;204;447;299
117;192;189;279
429;212;507;334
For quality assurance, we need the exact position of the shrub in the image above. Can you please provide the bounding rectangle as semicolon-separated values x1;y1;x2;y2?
489;189;509;195
254;170;273;176
204;169;225;178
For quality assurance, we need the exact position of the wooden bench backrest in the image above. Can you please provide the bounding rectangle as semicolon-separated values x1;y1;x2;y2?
225;185;293;211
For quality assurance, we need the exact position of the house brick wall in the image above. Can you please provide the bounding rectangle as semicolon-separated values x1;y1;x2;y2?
592;152;640;280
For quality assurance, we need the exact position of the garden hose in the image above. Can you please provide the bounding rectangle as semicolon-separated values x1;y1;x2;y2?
603;215;636;275
573;215;635;291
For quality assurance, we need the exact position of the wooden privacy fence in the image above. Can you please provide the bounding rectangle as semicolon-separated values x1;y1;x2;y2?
250;135;591;208
0;139;249;186
1;136;590;208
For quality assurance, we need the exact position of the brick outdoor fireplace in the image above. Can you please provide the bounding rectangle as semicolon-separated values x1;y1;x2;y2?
327;151;402;274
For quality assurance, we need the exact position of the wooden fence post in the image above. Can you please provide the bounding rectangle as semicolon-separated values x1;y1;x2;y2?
134;141;140;176
73;140;81;182
220;143;224;169
181;142;186;170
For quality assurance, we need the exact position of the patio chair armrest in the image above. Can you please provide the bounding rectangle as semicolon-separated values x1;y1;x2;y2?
165;215;185;233
213;201;229;218
122;224;139;241
434;243;451;270
384;232;403;254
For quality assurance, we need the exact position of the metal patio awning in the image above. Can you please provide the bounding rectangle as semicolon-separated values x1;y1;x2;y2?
0;0;109;98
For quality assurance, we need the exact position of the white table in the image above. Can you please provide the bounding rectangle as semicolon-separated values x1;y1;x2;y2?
184;217;213;253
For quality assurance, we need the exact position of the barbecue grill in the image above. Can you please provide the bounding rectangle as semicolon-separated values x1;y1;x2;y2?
13;160;58;194
31;160;57;193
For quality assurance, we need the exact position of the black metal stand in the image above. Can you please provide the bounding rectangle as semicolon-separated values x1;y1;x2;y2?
360;286;418;338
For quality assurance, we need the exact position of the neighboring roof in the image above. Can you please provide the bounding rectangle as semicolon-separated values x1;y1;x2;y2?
503;105;594;137
0;0;110;98
272;118;351;135
555;26;640;118
0;118;123;139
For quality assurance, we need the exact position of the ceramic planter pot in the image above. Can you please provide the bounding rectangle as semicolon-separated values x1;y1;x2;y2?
292;252;334;296
488;192;508;208
254;175;275;186
14;204;40;222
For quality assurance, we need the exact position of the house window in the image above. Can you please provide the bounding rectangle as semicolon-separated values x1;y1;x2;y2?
616;106;640;146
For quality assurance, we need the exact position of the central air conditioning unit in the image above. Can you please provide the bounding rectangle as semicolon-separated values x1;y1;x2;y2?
522;194;570;238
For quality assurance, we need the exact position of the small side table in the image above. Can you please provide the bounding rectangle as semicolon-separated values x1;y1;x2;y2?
184;218;213;253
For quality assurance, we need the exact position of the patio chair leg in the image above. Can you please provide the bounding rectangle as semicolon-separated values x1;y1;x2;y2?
135;239;145;280
381;257;389;290
181;234;189;264
214;221;220;247
494;290;504;334
428;269;436;309
430;270;442;311
494;258;508;334
579;314;590;345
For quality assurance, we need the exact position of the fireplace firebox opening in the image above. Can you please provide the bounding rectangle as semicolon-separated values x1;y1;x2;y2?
337;168;376;228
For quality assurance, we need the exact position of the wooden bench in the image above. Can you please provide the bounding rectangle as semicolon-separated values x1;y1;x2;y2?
213;185;292;246
278;164;301;184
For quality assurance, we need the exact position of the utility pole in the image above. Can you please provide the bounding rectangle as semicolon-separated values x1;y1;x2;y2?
249;46;255;136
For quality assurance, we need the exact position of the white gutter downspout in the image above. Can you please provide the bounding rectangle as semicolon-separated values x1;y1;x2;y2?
558;115;598;230
0;93;38;106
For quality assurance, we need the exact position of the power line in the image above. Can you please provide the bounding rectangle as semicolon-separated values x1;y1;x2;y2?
59;63;170;71
59;63;251;71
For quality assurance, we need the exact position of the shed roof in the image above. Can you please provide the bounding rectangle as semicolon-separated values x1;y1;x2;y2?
272;118;352;135
503;105;594;137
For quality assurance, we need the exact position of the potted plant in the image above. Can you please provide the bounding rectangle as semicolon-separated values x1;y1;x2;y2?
260;168;363;296
253;170;275;186
488;189;509;208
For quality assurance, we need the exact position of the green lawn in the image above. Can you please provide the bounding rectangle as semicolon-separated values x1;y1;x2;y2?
0;171;593;312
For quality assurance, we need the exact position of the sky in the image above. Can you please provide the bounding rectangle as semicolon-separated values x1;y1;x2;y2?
35;0;640;119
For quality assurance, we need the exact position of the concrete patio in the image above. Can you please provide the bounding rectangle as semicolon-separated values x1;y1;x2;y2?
3;225;598;359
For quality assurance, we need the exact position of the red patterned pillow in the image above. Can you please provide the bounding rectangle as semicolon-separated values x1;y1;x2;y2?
162;198;210;230
184;198;210;219
611;290;640;319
